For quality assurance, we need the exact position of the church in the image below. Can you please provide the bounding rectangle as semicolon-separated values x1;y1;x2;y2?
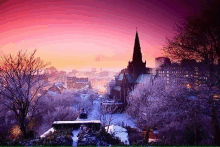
109;31;153;106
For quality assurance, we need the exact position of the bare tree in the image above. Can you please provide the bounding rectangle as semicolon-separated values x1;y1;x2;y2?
100;99;122;132
0;50;49;139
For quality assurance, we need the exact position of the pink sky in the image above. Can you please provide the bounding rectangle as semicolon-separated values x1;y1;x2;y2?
0;0;203;71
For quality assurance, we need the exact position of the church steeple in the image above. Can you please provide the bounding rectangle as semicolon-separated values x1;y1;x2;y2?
132;31;143;63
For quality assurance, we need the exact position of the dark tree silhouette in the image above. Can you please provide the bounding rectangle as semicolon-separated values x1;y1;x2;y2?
163;8;220;63
163;9;220;145
0;50;48;139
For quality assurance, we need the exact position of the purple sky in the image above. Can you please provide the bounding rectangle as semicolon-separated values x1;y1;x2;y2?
0;0;216;71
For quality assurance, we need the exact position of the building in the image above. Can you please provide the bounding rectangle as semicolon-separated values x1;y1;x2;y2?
67;76;91;89
48;82;66;94
69;69;78;76
99;71;109;77
109;31;153;105
155;57;213;88
155;57;171;69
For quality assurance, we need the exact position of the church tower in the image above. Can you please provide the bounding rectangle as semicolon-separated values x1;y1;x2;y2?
127;31;148;79
109;30;152;106
132;31;143;63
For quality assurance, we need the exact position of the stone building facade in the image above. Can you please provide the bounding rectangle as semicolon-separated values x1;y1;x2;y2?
155;57;218;89
67;76;91;89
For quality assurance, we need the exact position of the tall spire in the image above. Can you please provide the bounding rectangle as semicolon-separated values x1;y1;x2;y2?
132;31;143;63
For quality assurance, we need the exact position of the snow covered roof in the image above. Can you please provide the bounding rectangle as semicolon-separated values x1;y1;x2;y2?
55;82;64;87
75;81;89;83
118;73;125;81
102;100;123;105
125;73;134;83
52;120;101;124
109;79;116;86
136;74;153;84
102;102;123;105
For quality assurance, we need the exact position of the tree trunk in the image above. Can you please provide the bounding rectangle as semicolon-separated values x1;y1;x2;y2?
19;111;28;139
144;129;149;144
212;103;220;145
20;123;27;139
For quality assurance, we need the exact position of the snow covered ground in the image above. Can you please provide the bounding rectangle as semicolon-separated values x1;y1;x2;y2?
105;125;129;145
103;113;137;128
40;127;55;138
88;99;137;129
40;95;138;146
72;129;80;146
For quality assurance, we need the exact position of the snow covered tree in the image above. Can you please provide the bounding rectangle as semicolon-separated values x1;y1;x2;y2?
36;89;96;136
126;77;214;145
0;50;48;139
162;8;220;145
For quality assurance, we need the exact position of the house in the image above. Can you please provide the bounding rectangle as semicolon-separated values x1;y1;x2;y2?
67;77;91;89
48;82;66;94
155;57;218;89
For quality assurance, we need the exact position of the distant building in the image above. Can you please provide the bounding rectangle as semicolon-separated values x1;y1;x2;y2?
57;71;67;83
155;57;171;68
91;67;96;72
69;69;78;76
107;79;116;95
67;76;91;89
109;31;153;106
99;71;109;77
84;71;93;77
44;66;58;75
33;74;49;83
48;82;66;94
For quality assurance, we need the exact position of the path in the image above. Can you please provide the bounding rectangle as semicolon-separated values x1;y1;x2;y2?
88;100;101;120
